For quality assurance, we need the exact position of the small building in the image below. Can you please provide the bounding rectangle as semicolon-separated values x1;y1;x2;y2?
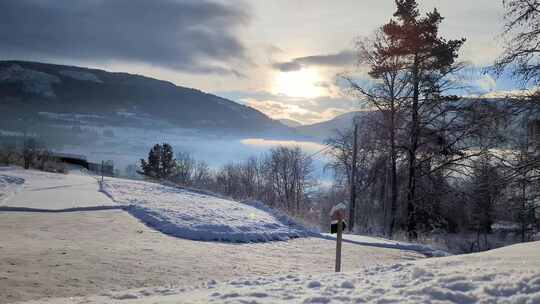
51;152;88;168
50;152;114;176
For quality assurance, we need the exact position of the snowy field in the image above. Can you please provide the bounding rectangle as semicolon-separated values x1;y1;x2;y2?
1;167;538;304
16;241;540;304
14;242;540;304
101;177;312;242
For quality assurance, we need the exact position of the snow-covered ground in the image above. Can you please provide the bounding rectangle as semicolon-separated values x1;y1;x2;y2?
2;167;538;304
1;167;308;242
101;177;311;242
20;241;540;304
1;208;424;304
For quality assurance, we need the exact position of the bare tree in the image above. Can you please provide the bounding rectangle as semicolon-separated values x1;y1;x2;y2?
344;30;411;236
192;160;212;188
465;154;505;251
495;0;540;85
22;137;38;169
266;147;315;214
326;114;397;234
0;143;18;165
174;151;196;186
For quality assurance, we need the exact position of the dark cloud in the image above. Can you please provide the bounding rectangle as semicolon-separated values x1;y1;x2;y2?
272;61;302;72
273;50;356;72
0;0;249;75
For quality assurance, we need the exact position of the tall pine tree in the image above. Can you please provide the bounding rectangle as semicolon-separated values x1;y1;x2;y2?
140;144;162;178
375;0;465;239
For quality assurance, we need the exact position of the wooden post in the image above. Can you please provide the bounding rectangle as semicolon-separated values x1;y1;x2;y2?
335;218;343;272
101;160;104;183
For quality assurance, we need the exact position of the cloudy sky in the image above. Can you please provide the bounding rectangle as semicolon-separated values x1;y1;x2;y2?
0;0;520;124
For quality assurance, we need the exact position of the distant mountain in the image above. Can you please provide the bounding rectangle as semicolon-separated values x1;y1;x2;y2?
295;111;371;141
0;60;290;134
278;119;303;128
296;99;526;142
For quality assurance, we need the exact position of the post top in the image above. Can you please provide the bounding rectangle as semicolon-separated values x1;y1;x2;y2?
330;202;347;220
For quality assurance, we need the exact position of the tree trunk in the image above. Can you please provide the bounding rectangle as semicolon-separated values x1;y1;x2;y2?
349;123;358;232
406;55;420;240
388;104;398;238
521;177;527;242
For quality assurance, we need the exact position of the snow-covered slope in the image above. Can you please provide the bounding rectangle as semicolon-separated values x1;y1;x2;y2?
23;241;540;304
0;168;310;242
101;178;311;242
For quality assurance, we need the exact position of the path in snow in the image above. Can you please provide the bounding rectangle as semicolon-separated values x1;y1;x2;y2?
0;168;113;209
22;241;540;304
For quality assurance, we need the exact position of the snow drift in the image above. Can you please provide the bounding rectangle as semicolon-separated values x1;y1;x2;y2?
22;240;540;303
322;233;450;257
101;178;311;242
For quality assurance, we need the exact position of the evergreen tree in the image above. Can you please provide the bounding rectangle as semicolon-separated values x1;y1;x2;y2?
140;143;176;179
160;143;176;179
140;144;162;178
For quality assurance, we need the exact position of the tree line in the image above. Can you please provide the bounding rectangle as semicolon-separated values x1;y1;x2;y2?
0;137;67;173
139;143;317;219
325;0;540;250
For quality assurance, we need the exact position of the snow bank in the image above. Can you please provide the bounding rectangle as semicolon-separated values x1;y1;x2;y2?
24;241;540;304
101;178;312;242
322;233;450;257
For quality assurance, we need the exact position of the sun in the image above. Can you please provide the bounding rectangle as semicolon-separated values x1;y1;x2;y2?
272;68;326;98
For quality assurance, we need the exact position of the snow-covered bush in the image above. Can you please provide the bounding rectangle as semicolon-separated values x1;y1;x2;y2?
0;140;67;174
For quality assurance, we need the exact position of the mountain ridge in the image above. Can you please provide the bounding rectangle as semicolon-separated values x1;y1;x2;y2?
0;60;291;134
295;111;371;140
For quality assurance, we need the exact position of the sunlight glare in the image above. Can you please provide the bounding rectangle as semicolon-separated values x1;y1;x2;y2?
272;68;326;98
